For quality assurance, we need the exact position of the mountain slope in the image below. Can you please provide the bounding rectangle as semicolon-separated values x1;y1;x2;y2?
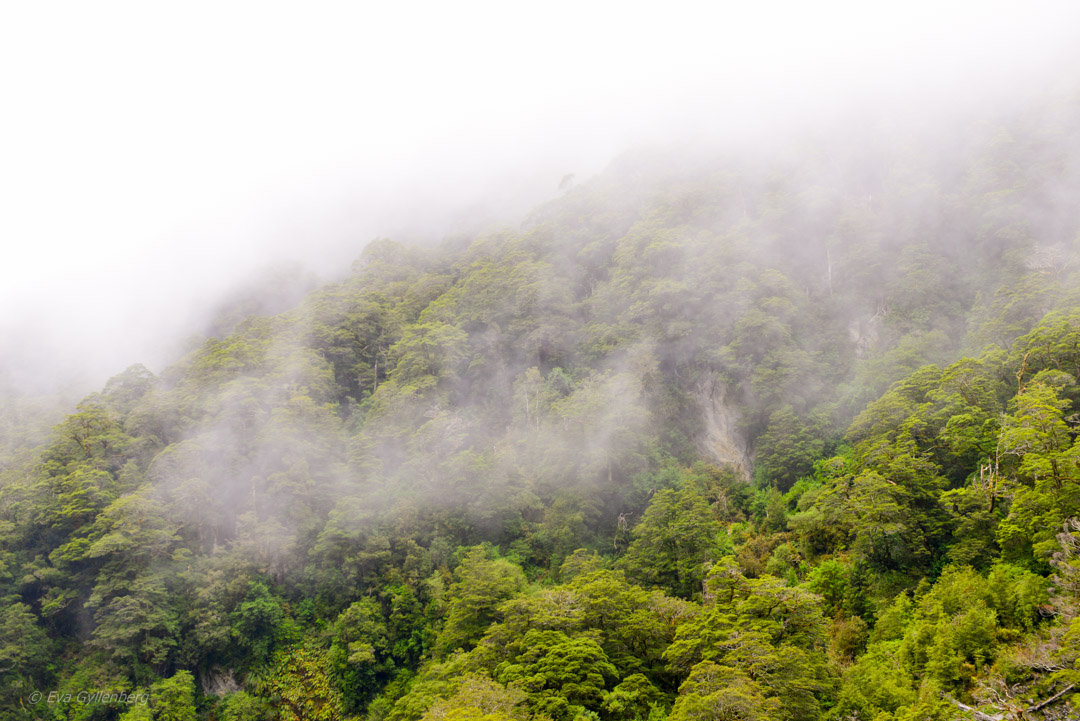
3;88;1080;720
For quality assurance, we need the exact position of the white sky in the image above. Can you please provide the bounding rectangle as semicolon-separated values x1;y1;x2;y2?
2;1;1079;392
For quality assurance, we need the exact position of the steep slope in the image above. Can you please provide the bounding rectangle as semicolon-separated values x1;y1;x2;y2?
2;88;1080;720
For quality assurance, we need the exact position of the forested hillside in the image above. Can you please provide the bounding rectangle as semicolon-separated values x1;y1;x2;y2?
5;88;1080;721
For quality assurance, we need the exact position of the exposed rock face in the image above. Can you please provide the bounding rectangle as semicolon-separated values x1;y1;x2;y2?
848;311;883;359
693;374;752;481
200;666;241;697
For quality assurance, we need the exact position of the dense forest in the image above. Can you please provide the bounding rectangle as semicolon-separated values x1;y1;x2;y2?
5;86;1080;721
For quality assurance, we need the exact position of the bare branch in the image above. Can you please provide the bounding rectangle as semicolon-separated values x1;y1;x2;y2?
943;694;1005;721
1024;683;1075;714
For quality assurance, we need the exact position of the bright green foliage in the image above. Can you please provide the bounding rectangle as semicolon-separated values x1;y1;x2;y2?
0;598;50;700
331;596;392;711
390;321;469;387
997;382;1080;563
218;691;271;721
5;88;1080;720
602;673;665;720
88;571;180;669
754;406;829;491
833;564;1053;719
463;567;691;716
436;549;527;656
832;642;918;720
262;645;345;721
420;675;534;721
149;671;197;721
806;559;849;616
230;582;287;669
896;567;1001;689
669;663;779;721
618;489;721;598
985;562;1049;631
493;629;617;719
664;560;830;719
118;704;155;721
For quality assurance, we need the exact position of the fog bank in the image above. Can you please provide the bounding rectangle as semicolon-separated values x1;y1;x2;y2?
2;0;1078;393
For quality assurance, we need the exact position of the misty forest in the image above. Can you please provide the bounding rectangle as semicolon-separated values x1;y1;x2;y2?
8;80;1080;721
